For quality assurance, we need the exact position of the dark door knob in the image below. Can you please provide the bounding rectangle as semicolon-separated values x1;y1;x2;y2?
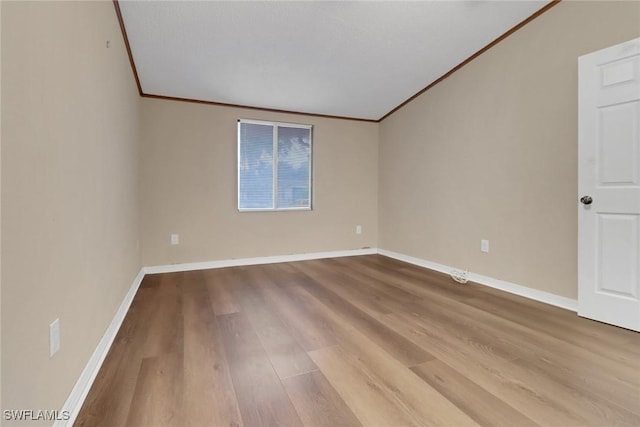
580;196;593;205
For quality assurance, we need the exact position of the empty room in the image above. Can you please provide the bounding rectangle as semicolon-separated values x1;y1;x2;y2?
1;0;640;426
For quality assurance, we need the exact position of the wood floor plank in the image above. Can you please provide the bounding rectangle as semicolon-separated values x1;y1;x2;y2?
452;300;640;412
290;285;478;427
75;283;159;427
204;268;241;315
350;258;475;305
421;296;640;410
386;311;640;426
358;285;523;363
282;370;362;427
382;312;587;426
345;257;640;403
217;312;303;427
261;262;311;288
181;270;208;293
411;359;538;427
124;352;184;427
464;294;640;365
254;279;339;352
291;265;433;366
375;253;640;358
141;272;184;358
183;290;243;427
265;261;300;277
372;246;635;349
378;279;640;410
325;257;425;306
340;255;476;301
298;260;395;316
231;268;318;379
308;345;423;427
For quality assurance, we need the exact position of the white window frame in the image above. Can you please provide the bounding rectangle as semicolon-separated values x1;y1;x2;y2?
237;118;313;212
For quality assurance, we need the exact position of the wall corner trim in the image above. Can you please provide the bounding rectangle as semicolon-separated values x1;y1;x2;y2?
55;268;146;427
377;248;578;312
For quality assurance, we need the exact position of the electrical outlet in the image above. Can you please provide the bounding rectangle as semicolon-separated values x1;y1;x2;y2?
481;239;489;253
356;225;362;235
171;234;179;245
50;319;60;358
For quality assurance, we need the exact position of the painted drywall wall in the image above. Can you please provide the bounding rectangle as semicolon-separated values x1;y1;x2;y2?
379;1;640;299
140;98;378;266
0;0;3;415
1;1;140;419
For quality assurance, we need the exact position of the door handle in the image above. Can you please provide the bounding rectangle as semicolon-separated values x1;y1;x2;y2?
580;196;593;205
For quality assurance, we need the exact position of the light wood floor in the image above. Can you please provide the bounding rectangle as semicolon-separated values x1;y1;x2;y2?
75;255;640;427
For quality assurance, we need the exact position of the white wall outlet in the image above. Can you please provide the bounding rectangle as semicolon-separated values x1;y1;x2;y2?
356;225;362;235
171;234;179;245
481;239;489;253
50;319;60;358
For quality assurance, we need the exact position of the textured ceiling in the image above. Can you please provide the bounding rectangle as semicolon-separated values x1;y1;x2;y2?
118;1;550;121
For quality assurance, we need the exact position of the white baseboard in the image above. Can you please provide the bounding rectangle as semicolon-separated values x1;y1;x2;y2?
377;248;577;312
56;268;146;427
143;247;378;274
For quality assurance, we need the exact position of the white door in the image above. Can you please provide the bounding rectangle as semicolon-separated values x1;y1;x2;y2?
578;38;640;331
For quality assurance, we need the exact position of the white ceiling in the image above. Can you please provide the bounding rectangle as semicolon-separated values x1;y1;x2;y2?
119;1;549;121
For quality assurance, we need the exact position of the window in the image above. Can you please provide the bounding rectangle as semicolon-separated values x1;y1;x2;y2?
238;119;312;211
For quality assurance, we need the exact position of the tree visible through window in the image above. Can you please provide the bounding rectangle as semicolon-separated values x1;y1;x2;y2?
238;119;312;211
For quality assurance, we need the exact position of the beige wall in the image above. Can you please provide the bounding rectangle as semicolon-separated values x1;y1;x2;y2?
1;0;140;418
379;1;640;299
0;0;3;414
0;0;636;420
140;98;378;266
